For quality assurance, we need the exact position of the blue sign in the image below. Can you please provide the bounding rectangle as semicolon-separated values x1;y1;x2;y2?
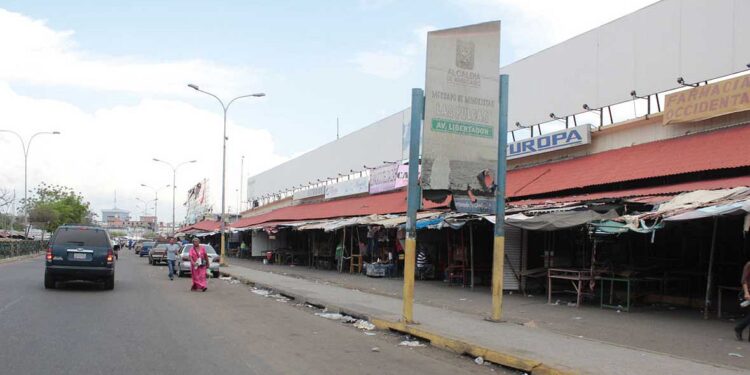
507;124;591;160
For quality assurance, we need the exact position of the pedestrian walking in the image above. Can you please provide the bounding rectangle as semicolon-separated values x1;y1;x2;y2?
734;260;750;341
165;237;181;281
189;237;209;292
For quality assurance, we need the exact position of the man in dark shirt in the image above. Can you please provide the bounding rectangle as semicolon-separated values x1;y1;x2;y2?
734;261;750;341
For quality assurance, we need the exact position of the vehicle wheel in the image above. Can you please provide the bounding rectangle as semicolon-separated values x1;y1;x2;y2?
104;276;115;290
44;273;56;289
213;271;220;278
148;258;153;264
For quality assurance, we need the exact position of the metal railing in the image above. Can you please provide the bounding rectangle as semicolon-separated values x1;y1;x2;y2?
0;240;47;259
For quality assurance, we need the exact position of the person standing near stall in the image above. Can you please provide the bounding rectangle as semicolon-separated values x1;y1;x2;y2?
734;260;750;341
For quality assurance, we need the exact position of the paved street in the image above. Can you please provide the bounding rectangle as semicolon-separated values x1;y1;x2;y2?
0;252;512;375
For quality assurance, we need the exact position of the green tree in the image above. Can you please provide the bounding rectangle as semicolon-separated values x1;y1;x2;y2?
109;230;127;238
23;183;92;233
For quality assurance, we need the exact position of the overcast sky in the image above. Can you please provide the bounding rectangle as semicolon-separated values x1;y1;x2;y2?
0;0;657;223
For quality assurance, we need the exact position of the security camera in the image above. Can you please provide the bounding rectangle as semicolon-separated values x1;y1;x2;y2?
582;104;590;110
677;77;685;84
630;90;637;98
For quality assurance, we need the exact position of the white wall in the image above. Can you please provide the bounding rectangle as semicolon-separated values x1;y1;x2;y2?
501;0;750;130
247;109;410;200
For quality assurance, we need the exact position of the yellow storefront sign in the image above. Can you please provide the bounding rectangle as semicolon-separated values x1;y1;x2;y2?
663;74;750;125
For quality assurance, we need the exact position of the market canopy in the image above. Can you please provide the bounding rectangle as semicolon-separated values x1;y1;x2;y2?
664;199;750;222
500;209;619;231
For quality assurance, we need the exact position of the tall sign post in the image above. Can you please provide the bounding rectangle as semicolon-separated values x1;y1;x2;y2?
402;88;424;324
410;21;501;324
491;74;509;321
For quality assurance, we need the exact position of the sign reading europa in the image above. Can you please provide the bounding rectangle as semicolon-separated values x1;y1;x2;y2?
507;125;591;160
663;74;750;125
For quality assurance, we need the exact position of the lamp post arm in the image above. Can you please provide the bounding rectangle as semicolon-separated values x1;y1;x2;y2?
0;130;26;156
195;88;227;112
226;94;260;111
26;132;57;158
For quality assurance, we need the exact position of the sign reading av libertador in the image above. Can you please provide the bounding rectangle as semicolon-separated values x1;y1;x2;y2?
422;21;501;198
507;124;591;160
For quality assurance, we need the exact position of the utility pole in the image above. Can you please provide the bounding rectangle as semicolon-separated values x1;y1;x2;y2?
239;155;244;214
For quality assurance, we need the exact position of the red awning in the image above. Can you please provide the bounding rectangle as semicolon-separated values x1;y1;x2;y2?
177;220;220;234
510;175;750;206
507;124;750;198
233;190;451;229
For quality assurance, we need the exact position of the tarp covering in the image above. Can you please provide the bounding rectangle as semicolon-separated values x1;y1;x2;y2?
502;209;619;231
664;199;750;222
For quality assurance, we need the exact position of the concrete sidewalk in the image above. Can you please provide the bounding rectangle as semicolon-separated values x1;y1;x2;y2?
220;263;747;375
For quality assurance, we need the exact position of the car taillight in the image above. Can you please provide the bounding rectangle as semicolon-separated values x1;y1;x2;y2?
46;247;53;262
106;249;114;263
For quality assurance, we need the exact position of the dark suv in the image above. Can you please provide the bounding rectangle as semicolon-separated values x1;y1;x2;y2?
45;225;115;290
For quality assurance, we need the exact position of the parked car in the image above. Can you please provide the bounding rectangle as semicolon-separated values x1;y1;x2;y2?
176;244;220;278
139;241;156;257
44;225;115;290
134;240;144;254
148;243;169;265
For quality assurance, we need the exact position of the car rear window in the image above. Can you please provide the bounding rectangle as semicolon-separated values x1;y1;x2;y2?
183;244;217;255
52;228;110;247
143;242;156;247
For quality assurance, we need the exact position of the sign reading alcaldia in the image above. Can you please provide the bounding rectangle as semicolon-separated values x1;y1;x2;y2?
422;21;501;195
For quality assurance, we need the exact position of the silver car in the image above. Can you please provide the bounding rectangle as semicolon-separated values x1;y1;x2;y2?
176;244;220;278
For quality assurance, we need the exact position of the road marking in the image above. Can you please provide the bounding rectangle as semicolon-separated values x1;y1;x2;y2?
0;297;23;317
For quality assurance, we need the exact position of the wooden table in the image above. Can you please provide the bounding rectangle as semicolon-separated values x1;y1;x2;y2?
547;268;594;307
599;276;661;312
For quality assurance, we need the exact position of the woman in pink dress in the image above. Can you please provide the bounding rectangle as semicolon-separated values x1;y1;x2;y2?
189;237;209;292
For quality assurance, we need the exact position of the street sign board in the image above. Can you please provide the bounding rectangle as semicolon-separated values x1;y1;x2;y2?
422;21;501;200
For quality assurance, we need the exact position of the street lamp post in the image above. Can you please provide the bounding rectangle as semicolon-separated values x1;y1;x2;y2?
153;159;197;235
239;155;245;213
140;184;170;232
0;130;61;236
187;83;265;266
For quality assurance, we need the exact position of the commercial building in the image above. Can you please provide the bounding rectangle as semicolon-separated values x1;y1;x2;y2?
183;0;750;317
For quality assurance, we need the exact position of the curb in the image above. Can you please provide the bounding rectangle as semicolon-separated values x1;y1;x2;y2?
221;269;580;375
0;252;41;265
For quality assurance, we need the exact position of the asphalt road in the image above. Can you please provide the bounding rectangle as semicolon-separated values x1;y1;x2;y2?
0;251;514;375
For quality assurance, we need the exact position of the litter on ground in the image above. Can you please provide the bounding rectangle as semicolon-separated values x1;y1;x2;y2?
729;353;744;358
474;356;484;365
314;312;356;322
353;320;376;331
251;289;271;297
219;276;232;281
399;340;426;347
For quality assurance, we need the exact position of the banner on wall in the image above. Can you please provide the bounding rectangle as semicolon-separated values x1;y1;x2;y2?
369;164;410;194
663;74;750;125
325;177;370;199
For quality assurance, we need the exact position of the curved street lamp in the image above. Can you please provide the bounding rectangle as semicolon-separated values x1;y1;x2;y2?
153;158;197;235
187;83;265;266
0;130;61;236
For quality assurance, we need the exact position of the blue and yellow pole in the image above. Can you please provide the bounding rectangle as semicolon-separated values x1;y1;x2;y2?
402;88;424;324
491;74;509;321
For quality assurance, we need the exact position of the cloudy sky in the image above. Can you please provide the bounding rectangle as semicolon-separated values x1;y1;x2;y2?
0;0;657;224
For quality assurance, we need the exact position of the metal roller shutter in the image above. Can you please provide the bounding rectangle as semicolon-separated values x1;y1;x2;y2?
503;225;522;291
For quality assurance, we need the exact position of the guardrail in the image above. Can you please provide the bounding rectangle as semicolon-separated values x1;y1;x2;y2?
0;240;47;259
